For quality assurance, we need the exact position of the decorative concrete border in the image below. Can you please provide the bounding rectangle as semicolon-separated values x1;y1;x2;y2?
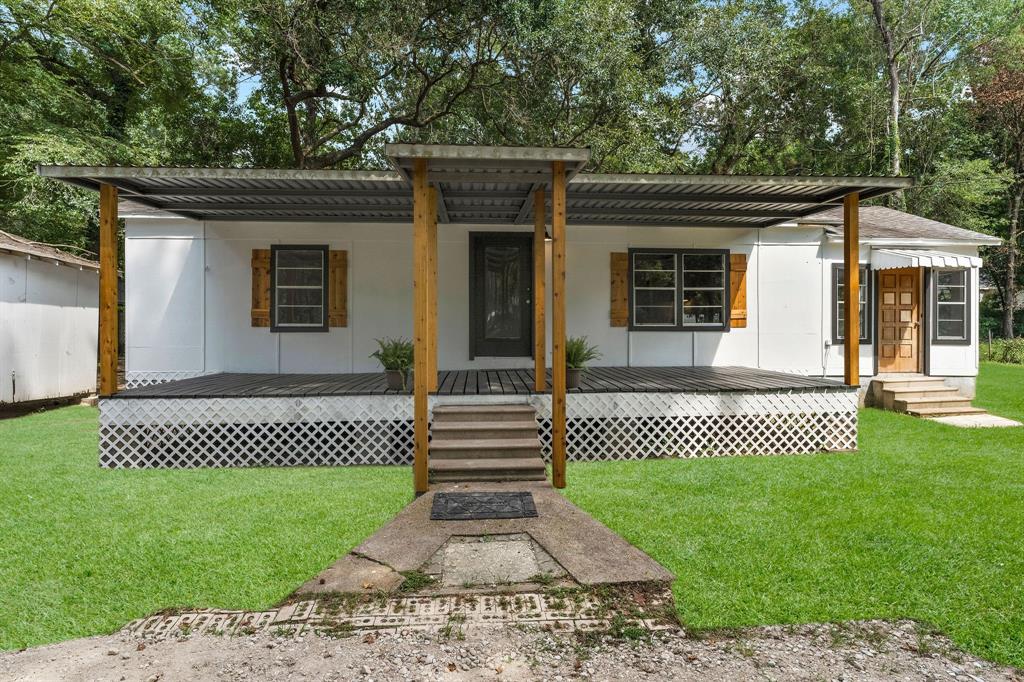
123;591;676;641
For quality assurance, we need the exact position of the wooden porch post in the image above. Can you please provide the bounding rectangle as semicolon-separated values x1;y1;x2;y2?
98;183;119;396
412;159;432;494
843;192;860;386
533;188;547;392
427;186;439;392
551;162;567;489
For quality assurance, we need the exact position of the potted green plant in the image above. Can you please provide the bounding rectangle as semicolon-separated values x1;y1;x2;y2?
370;337;414;391
565;336;601;389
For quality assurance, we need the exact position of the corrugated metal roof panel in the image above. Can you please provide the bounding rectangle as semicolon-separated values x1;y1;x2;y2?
37;154;913;228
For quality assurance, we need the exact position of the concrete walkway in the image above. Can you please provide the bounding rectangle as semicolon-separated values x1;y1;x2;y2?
297;481;673;596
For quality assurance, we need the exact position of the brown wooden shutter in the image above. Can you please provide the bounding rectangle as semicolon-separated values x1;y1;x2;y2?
251;249;271;327
610;252;629;327
328;249;348;327
729;252;747;329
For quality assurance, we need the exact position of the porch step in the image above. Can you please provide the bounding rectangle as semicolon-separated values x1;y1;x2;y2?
893;396;975;411
870;376;990;420
429;437;542;459
429;403;546;483
906;405;988;418
430;420;539;441
875;376;948;390
432;404;536;423
883;386;961;400
428;457;548;483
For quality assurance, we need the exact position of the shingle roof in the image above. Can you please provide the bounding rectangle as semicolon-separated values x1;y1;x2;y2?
0;229;100;269
800;206;1000;245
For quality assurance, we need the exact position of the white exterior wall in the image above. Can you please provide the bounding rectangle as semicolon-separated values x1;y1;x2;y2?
123;218;981;380
0;252;99;403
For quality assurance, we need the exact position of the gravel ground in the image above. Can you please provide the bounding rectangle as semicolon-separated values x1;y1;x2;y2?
1;619;1021;681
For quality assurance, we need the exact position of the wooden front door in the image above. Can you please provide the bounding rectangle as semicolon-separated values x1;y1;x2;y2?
877;267;921;373
469;232;534;357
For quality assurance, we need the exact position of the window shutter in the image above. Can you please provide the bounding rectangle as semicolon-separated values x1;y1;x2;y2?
729;253;747;329
328;250;348;327
251;249;271;327
610;252;629;327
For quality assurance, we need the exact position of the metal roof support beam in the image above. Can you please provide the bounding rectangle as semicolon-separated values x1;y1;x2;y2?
514;183;543;224
433;183;450;224
123;187;413;198
570;207;800;219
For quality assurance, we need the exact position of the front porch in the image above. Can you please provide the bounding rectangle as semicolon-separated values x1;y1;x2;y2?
99;366;858;469
115;365;847;398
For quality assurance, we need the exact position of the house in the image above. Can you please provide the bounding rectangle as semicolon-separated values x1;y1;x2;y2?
0;230;99;406
38;145;995;491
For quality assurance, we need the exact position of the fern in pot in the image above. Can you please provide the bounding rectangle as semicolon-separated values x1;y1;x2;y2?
565;336;601;389
370;337;414;391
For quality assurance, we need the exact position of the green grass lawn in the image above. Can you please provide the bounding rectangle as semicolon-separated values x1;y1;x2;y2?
0;408;410;650
1;364;1022;668
565;363;1024;667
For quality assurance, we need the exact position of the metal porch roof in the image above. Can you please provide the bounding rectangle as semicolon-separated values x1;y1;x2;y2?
37;145;913;228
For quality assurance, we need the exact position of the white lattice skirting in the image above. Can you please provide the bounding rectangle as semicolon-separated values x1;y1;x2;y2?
125;371;208;389
99;390;858;468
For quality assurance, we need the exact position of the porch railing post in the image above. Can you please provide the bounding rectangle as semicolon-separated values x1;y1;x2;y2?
427;185;439;392
551;161;567;489
534;188;547;392
99;183;119;396
412;158;432;494
843;192;860;386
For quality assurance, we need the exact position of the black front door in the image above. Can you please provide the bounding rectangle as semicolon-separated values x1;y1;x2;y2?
470;232;533;357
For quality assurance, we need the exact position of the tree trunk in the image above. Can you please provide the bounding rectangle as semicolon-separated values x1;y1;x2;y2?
869;0;906;209
1005;185;1022;338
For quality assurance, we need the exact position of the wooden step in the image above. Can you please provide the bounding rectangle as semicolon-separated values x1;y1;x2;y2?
430;420;538;441
906;405;988;418
432;404;536;423
429;437;542;460
881;386;961;409
894;396;974;411
428;457;547;483
883;386;960;399
875;377;948;391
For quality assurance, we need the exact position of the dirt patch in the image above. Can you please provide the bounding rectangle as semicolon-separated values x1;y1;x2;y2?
2;619;1019;681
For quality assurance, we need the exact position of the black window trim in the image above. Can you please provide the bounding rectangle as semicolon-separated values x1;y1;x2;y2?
931;267;971;346
831;263;872;344
270;244;330;333
627;247;731;332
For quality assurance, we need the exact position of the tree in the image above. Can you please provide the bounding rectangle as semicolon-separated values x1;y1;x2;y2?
863;0;1019;207
0;0;245;249
223;0;512;169
975;38;1024;338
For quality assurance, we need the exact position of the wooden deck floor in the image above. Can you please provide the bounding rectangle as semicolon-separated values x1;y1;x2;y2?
114;366;850;399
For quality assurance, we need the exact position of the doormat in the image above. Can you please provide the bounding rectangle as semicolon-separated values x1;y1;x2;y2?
431;492;538;521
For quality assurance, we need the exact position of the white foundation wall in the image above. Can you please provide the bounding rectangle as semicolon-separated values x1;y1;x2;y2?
0;252;99;403
123;218;977;379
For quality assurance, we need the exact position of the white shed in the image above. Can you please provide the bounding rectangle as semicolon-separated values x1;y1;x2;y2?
0;230;100;405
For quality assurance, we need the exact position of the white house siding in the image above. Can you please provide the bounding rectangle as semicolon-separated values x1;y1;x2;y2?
123;217;980;381
0;252;99;403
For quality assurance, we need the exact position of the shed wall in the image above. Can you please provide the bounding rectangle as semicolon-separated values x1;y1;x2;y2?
0;252;99;403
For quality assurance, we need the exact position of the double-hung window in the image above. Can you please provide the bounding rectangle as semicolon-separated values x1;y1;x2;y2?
933;268;970;344
629;249;729;331
270;245;329;332
832;264;871;343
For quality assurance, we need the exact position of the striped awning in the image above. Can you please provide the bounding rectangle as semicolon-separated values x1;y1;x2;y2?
871;248;981;270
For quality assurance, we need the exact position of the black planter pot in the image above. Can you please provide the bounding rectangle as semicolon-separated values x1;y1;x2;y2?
384;369;410;391
566;367;583;390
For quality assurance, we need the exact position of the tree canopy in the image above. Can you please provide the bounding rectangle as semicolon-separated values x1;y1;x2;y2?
2;0;1022;332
